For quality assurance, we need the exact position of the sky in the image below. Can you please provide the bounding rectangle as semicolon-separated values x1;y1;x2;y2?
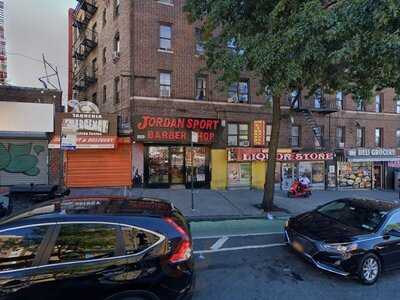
5;0;76;99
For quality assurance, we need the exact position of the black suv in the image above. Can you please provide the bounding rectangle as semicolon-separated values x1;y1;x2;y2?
0;196;194;300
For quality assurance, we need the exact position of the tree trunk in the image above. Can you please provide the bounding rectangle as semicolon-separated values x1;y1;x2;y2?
262;95;282;211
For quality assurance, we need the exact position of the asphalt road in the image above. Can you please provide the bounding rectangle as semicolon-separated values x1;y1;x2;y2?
191;225;400;300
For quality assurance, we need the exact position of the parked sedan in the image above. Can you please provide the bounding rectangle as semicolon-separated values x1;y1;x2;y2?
0;196;194;300
285;198;400;285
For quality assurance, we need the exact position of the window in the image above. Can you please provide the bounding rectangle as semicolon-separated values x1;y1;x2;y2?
396;99;400;114
356;127;365;147
227;38;244;55
196;77;207;100
396;129;400;148
0;226;48;271
114;32;120;54
264;87;273;107
336;91;344;110
228;81;249;103
48;224;117;264
375;94;382;112
336;127;345;148
314;126;324;148
103;47;107;64
384;212;400;233
114;0;120;17
92;93;97;106
356;99;365;111
91;58;97;78
289;90;300;109
375;128;383;147
195;28;205;55
291;126;300;147
103;85;107;103
314;88;323;108
160;72;171;97
121;226;160;255
114;77;120;104
228;123;249;147
158;0;173;5
160;24;172;51
102;8;107;27
266;124;272;146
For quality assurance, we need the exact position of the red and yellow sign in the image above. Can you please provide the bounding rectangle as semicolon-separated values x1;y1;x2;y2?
133;115;220;144
253;120;266;146
228;148;334;162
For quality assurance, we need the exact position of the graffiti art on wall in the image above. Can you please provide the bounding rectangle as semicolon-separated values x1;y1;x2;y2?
0;143;45;176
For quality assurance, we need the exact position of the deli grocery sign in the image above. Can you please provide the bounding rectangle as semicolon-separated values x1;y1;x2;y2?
347;148;398;162
133;115;220;144
228;148;334;162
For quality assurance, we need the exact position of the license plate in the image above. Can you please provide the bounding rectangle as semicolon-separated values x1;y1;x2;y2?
292;241;304;253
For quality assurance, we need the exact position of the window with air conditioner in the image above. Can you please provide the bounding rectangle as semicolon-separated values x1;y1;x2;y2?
160;72;171;97
228;81;249;103
336;127;345;148
160;24;172;51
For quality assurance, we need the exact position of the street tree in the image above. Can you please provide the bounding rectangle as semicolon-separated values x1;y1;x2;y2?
184;0;400;211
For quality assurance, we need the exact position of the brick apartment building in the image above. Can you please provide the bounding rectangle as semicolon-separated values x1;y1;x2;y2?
69;0;400;191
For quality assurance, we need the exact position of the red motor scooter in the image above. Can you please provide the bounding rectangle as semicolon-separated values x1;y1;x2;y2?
287;179;312;198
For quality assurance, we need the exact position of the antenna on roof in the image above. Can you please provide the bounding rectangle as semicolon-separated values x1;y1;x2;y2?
38;53;62;91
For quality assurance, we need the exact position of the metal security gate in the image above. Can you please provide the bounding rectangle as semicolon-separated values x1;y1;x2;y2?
0;139;48;186
65;144;132;188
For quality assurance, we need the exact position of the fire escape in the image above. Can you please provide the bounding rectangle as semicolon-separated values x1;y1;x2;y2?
288;89;338;150
72;0;98;94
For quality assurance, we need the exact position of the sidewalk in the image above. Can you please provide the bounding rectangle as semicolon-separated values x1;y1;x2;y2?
70;187;400;220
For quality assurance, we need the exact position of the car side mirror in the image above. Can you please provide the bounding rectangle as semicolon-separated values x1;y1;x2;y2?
386;229;400;238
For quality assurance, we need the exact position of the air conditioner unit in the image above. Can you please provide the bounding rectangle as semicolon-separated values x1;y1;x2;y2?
339;142;345;148
240;141;250;147
228;96;238;103
112;51;120;62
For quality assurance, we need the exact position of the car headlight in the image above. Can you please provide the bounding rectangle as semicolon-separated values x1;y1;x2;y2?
323;242;358;253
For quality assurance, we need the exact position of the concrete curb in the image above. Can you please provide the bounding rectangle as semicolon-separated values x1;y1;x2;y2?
187;214;292;222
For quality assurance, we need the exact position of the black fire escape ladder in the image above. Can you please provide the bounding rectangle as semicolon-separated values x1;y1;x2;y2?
302;109;324;149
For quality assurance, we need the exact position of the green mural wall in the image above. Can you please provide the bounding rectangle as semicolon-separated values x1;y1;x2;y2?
0;143;45;176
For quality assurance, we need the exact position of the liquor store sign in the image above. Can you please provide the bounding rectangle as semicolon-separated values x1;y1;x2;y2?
133;115;220;144
228;148;334;162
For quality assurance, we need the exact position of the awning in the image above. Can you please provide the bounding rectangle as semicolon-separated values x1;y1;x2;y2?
49;135;117;149
348;157;400;162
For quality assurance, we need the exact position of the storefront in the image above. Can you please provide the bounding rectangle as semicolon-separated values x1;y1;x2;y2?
133;115;220;188
0;101;54;186
49;111;132;188
227;148;334;190
339;148;399;189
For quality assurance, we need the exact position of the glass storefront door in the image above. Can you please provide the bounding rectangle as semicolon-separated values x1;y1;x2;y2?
146;146;210;188
147;146;169;186
282;163;297;190
170;147;185;185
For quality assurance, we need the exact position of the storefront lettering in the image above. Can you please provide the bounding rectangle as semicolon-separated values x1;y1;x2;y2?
347;148;396;157
228;148;334;162
137;116;219;131
134;115;219;144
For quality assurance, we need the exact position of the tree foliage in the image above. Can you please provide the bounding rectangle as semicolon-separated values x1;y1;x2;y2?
185;0;400;98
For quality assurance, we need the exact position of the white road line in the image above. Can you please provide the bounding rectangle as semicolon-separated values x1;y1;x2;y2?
210;236;229;250
194;243;286;254
193;231;283;240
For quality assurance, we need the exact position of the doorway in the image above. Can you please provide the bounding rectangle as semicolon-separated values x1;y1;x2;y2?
145;146;210;188
374;165;383;189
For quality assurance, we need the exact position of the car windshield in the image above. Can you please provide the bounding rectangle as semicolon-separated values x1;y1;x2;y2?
316;200;388;232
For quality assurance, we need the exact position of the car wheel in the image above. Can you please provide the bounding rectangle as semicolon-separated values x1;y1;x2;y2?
104;291;160;300
358;253;381;285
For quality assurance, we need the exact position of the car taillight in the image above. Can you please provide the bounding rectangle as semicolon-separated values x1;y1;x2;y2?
165;217;192;263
